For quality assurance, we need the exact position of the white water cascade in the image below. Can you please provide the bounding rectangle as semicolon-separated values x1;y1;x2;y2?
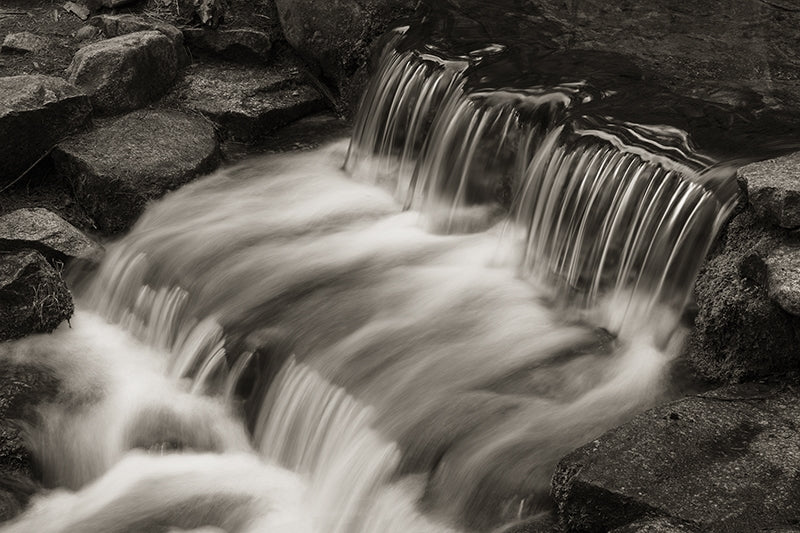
0;31;737;533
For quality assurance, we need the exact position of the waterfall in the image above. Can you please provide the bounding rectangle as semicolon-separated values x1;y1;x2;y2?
0;27;737;533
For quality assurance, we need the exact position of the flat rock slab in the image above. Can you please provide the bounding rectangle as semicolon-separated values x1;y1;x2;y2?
182;27;273;62
0;250;73;341
169;62;326;142
53;109;219;234
0;75;91;185
552;382;800;532
67;31;178;115
89;14;189;67
739;151;800;229
1;32;50;54
0;208;104;266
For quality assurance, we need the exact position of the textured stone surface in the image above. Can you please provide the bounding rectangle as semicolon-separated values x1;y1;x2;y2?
553;382;800;532
169;62;326;142
0;250;73;341
765;245;800;316
52;109;220;234
179;0;226;28
0;208;104;266
739;152;800;228
1;32;50;54
0;75;91;185
66;31;178;114
182;27;273;63
89;14;189;67
687;209;800;382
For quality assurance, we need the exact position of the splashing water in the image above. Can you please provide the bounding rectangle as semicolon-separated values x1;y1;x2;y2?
0;30;736;533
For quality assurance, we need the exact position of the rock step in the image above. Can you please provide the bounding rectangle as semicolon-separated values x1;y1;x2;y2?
182;27;274;63
552;382;800;532
52;109;220;234
0;208;104;267
740;151;800;229
0;75;91;185
168;61;327;143
0;250;73;341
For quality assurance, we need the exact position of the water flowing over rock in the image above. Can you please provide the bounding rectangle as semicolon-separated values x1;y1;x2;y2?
0;208;104;267
52;109;220;233
0;250;73;341
0;75;91;185
552;382;800;532
66;31;179;114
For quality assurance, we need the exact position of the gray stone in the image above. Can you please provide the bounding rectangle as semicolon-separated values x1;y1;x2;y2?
765;245;800;315
169;62;326;142
0;75;91;186
0;250;73;341
75;25;101;42
552;382;800;532
101;0;137;6
89;14;189;67
182;27;273;63
687;208;800;382
740;152;800;229
179;0;226;28
1;32;50;54
0;208;104;267
611;517;698;532
52;109;220;234
66;31;178;115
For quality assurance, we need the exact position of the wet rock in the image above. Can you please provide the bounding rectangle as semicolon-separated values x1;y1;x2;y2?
552;382;800;532
52;109;220;234
687;209;800;382
0;208;104;267
0;250;73;341
169;62;326;142
0;361;58;522
66;31;178;114
1;32;50;54
274;0;416;105
739;151;800;229
764;246;800;316
0;75;91;186
89;14;189;67
182;27;273;63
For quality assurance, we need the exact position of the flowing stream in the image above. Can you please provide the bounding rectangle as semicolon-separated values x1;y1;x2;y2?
0;31;737;533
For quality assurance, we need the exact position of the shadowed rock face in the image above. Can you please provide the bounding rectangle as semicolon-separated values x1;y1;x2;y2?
552;382;800;532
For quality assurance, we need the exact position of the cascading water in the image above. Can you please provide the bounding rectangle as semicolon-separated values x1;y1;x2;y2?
0;27;737;533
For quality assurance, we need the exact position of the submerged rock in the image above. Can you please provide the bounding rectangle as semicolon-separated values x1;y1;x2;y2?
0;75;91;186
66;31;178;114
552;382;800;532
169;62;326;142
0;250;73;341
52;109;220;234
0;208;104;267
182;27;273;63
739;151;800;229
1;32;50;54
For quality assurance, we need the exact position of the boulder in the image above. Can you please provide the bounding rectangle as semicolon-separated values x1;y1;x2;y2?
274;0;416;107
169;62;326;142
0;75;91;186
66;31;178;115
687;208;800;382
0;250;73;341
182;28;273;63
1;32;50;54
0;361;58;522
552;382;800;532
178;0;226;28
89;14;189;67
764;246;800;316
52;109;220;234
0;208;104;267
75;25;101;42
739;151;800;229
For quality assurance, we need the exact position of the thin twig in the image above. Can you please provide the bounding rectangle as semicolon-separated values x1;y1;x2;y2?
0;147;55;195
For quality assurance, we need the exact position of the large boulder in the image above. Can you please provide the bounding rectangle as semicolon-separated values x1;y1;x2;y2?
738;151;800;229
274;0;416;109
0;75;91;185
169;62;326;142
182;27;273;63
88;15;190;67
552;382;800;532
0;208;104;267
52;109;220;234
66;31;179;115
0;250;73;341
